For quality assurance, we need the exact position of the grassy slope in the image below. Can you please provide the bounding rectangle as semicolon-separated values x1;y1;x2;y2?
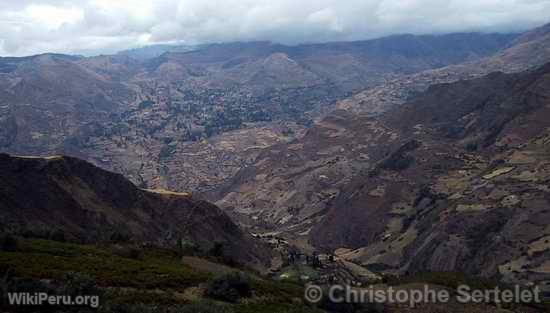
0;238;322;313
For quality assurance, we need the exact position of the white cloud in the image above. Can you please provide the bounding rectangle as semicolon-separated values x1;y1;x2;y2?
24;4;83;30
0;0;549;56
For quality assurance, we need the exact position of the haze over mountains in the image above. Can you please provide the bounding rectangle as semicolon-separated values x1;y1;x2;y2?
2;21;550;300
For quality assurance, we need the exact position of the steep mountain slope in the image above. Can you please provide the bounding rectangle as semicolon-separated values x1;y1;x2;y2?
213;110;383;232
337;22;550;114
213;23;550;235
0;154;269;268
214;63;550;284
312;62;550;284
0;54;135;155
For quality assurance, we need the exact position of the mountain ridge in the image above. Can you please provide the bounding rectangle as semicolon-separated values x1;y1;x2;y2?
0;30;521;195
0;153;270;269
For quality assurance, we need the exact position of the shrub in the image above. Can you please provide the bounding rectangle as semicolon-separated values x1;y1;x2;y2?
112;245;142;260
60;272;99;297
50;229;66;242
380;140;421;171
99;302;234;313
0;234;18;252
205;272;252;303
109;230;131;243
138;100;154;110
177;302;234;313
177;238;198;256
102;289;186;306
208;242;225;258
9;277;50;293
159;145;174;159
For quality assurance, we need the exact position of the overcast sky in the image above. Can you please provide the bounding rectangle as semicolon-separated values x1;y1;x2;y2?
1;0;549;57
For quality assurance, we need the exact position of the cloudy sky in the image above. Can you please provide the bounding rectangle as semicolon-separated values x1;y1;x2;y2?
1;0;549;56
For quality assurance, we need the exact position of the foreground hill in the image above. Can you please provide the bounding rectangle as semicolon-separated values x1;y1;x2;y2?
0;236;325;313
0;153;269;269
3;238;538;313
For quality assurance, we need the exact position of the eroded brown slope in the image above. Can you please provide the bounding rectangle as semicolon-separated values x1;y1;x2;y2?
214;58;550;284
312;63;550;284
214;23;550;246
213;110;397;235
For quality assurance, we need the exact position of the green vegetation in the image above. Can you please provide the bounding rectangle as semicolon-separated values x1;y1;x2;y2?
0;238;320;313
234;303;323;313
138;100;155;110
206;272;252;303
98;301;322;313
379;139;421;172
0;234;18;252
50;229;67;242
111;245;143;260
277;265;320;283
177;238;198;256
250;279;304;303
0;239;209;290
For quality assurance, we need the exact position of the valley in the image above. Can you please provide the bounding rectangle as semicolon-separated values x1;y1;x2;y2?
1;20;550;313
0;33;517;194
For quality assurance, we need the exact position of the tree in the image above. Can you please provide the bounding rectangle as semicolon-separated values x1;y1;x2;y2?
205;272;252;303
0;234;17;252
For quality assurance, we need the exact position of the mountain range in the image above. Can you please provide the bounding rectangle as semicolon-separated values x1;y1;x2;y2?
1;22;550;300
0;32;517;194
211;23;550;285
